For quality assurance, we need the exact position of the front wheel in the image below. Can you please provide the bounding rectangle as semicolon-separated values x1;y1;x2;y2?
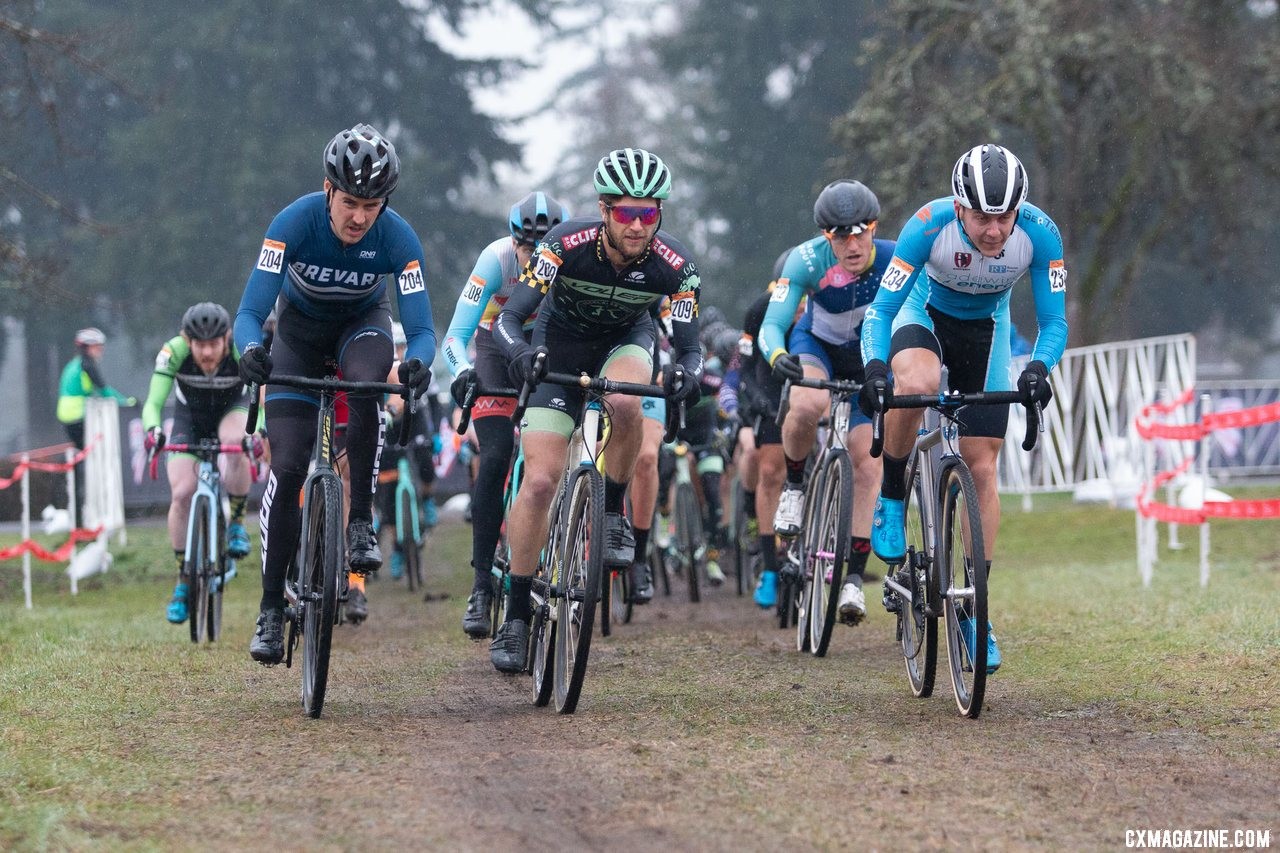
805;451;852;657
899;453;937;698
939;460;987;718
186;497;212;645
674;481;701;603
553;467;605;714
301;474;343;719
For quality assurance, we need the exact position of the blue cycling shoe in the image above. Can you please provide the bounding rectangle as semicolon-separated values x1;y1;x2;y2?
390;550;405;580
753;570;778;609
167;583;189;624
871;495;906;563
423;498;439;529
226;522;251;559
959;617;1001;674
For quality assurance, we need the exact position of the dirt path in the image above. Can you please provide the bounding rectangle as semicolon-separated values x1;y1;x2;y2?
136;528;1276;851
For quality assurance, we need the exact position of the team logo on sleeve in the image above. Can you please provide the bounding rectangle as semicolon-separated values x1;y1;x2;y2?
769;278;791;303
256;239;286;274
155;346;172;371
669;292;696;323
1048;259;1067;293
398;260;425;295
461;274;485;305
880;257;915;292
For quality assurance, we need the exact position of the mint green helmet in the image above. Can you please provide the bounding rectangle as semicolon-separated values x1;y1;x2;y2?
593;148;672;200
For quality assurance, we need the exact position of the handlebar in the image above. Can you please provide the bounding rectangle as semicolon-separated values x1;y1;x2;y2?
868;390;1043;458
147;439;259;482
775;375;862;427
245;374;418;448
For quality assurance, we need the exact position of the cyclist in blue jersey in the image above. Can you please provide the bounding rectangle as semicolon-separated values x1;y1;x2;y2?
142;303;257;624
234;123;437;665
756;180;891;625
858;144;1067;671
488;148;704;673
441;190;571;638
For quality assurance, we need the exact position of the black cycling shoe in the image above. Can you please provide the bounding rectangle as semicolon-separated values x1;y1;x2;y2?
490;619;529;674
628;561;653;604
462;588;493;638
346;519;382;574
249;607;285;665
345;588;368;623
603;512;635;568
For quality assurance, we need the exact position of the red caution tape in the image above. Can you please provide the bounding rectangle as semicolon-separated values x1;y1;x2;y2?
0;527;104;562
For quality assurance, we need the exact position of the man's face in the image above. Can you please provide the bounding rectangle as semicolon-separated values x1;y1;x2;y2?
85;343;105;361
956;203;1018;257
598;196;661;263
326;180;384;246
513;238;536;271
824;222;876;276
189;335;229;374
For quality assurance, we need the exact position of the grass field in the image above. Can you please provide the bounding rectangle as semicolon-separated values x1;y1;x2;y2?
1;495;1277;849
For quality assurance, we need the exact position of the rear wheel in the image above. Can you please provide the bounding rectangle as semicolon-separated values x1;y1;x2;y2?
530;493;562;707
939;460;987;718
730;478;750;596
805;451;852;657
301;474;343;719
600;567;612;638
553;468;605;714
899;454;937;698
674;480;701;603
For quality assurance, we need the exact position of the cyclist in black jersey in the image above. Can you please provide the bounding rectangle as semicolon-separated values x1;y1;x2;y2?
488;148;704;673
141;303;257;624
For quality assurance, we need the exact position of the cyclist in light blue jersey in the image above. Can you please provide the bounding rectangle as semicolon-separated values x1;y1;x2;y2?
858;144;1067;671
755;180;892;624
234;123;437;665
442;190;571;638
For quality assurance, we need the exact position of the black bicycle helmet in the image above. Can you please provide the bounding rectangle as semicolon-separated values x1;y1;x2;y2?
813;180;880;231
509;191;572;244
323;123;400;199
951;144;1027;214
181;302;231;340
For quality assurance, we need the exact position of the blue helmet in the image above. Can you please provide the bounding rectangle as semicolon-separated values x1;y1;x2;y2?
509;191;571;244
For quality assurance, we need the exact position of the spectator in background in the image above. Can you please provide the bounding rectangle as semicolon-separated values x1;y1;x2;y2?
56;327;136;525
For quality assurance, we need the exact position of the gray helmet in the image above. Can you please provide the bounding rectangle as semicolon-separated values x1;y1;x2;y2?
182;302;231;340
951;144;1027;214
593;148;672;199
323;123;400;199
509;191;571;244
813;180;880;231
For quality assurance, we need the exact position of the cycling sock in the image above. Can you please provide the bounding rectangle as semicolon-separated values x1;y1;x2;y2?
760;535;778;573
604;477;627;514
632;526;650;562
228;493;248;524
881;452;909;501
506;575;533;623
472;561;493;593
848;537;871;578
174;549;185;576
743;489;757;520
784;454;806;486
699;472;723;530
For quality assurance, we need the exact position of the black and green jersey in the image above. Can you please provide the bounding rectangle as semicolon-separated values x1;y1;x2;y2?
142;336;245;431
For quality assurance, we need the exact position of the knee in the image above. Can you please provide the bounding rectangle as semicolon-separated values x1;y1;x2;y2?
521;467;560;504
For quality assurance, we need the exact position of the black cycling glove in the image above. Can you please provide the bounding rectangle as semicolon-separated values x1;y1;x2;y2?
450;368;477;408
238;344;272;385
507;345;548;390
858;359;891;418
1017;360;1053;406
398;357;431;395
770;351;805;383
663;364;702;407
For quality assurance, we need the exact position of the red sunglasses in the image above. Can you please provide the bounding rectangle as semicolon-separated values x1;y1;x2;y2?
605;204;661;226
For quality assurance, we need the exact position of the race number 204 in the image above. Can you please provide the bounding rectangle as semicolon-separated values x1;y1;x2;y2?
1126;828;1271;849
